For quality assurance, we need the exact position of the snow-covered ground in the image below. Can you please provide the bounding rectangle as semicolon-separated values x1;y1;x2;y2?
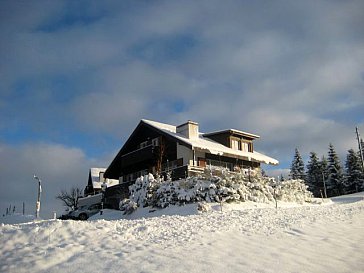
1;193;363;273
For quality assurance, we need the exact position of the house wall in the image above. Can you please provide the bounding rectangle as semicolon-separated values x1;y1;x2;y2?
206;133;230;147
177;143;193;166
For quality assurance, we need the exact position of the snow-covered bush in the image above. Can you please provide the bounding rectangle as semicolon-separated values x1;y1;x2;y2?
119;199;138;215
197;202;211;213
127;169;313;210
278;179;313;203
129;174;163;207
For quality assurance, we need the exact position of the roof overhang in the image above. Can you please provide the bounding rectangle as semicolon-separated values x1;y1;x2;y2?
193;146;279;165
203;129;260;139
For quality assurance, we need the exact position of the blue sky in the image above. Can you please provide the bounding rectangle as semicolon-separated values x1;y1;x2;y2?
1;0;363;217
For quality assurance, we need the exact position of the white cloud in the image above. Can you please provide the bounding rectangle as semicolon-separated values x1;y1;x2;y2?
265;168;290;180
0;0;363;205
0;142;105;218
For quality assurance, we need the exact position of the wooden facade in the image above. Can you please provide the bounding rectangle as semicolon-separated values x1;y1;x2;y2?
203;130;258;153
105;121;189;182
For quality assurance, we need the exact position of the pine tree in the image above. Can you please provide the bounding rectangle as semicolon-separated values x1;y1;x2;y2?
327;143;345;196
319;156;329;198
290;148;305;180
306;152;321;196
345;149;364;193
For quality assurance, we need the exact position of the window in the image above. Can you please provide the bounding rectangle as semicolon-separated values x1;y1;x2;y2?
231;139;239;150
241;141;249;152
152;137;159;146
126;173;133;182
139;141;148;149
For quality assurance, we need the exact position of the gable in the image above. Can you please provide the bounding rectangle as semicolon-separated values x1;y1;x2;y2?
104;120;191;179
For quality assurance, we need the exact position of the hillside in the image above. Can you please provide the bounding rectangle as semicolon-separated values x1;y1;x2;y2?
1;193;363;273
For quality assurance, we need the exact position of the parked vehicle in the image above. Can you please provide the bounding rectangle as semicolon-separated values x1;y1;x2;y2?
58;211;74;220
68;203;102;220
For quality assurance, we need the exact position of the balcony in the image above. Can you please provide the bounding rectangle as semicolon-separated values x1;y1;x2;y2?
121;145;155;168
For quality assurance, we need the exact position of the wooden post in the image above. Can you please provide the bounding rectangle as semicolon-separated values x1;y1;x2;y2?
274;188;278;209
320;189;324;202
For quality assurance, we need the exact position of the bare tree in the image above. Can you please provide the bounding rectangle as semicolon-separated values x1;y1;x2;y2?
155;137;166;175
56;187;83;210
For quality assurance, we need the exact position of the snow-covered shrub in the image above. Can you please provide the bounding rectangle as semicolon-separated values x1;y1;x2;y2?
129;174;163;207
124;201;137;215
119;199;138;215
277;179;313;203
119;198;128;211
127;169;313;210
197;202;211;213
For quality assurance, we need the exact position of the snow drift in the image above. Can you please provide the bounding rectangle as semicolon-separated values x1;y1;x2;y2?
1;192;363;273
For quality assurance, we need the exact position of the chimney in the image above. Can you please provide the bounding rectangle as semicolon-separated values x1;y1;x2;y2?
99;172;105;182
176;120;199;139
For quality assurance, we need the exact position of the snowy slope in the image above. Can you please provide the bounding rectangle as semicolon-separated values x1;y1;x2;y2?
1;193;363;273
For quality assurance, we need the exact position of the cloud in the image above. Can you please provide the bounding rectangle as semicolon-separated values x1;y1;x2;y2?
0;142;106;218
265;168;290;180
0;0;363;195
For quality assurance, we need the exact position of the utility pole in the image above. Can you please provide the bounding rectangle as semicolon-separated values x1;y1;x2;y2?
356;127;364;172
322;172;327;198
33;175;42;218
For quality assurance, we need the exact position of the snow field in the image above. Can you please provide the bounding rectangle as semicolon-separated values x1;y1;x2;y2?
1;194;363;273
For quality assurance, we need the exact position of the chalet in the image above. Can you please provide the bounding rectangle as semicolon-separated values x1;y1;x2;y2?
103;119;278;202
84;168;119;196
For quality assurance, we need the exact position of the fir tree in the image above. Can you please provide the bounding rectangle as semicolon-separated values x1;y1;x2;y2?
327;143;344;196
306;152;321;196
290;148;305;180
345;149;364;193
319;156;329;198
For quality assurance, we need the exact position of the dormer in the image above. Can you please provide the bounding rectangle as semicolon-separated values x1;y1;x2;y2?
203;129;259;152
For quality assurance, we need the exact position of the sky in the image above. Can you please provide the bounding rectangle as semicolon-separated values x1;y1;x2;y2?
1;0;363;218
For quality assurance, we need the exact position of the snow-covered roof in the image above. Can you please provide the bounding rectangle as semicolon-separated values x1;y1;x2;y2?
142;119;279;165
90;168;106;180
90;168;119;189
203;129;260;139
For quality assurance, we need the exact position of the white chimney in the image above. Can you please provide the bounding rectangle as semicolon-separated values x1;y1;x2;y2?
176;121;199;139
99;172;105;182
